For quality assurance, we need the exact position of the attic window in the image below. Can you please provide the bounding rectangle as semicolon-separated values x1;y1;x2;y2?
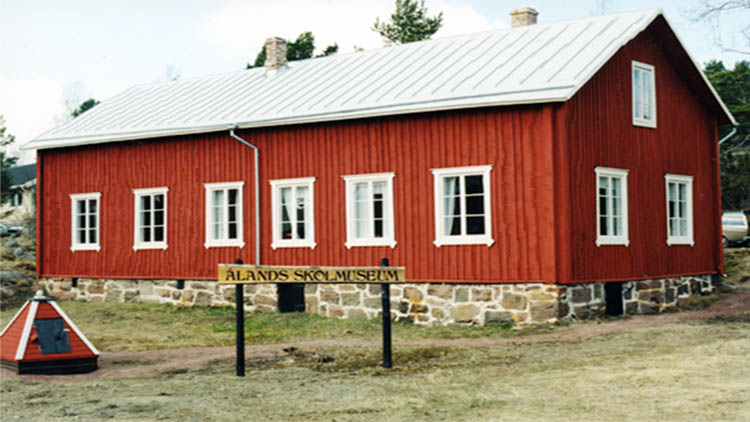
632;61;656;128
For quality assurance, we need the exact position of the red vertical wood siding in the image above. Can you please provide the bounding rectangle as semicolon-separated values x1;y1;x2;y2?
39;107;558;283
562;25;722;283
0;305;29;361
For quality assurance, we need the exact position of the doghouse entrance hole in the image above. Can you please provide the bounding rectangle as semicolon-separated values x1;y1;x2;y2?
604;282;624;316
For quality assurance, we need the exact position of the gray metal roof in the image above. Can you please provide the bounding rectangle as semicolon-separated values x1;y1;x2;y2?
7;164;36;187
26;8;735;150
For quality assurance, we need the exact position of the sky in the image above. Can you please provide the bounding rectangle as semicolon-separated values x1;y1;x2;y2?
1;0;748;164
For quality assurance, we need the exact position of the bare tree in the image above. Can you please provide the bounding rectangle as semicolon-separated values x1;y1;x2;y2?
689;0;750;55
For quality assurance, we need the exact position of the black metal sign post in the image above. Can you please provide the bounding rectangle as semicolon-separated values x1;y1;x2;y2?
235;258;245;377
381;257;392;369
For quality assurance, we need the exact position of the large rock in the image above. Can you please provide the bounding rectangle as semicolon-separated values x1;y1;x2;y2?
502;293;527;310
451;304;479;323
427;284;453;300
485;310;514;326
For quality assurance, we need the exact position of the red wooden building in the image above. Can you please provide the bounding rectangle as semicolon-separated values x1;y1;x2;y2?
27;9;736;325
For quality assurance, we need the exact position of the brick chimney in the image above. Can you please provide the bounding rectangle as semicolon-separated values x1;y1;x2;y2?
264;37;288;71
510;7;538;28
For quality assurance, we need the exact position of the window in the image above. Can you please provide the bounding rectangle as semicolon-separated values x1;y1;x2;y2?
665;174;694;246
632;61;656;128
10;192;22;208
432;165;494;247
70;192;101;251
133;187;168;250
343;173;396;248
595;167;629;246
270;177;315;249
204;182;244;248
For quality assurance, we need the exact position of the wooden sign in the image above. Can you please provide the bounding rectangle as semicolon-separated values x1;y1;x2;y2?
218;264;406;284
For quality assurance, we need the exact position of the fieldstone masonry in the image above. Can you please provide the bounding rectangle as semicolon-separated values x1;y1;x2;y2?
38;274;714;327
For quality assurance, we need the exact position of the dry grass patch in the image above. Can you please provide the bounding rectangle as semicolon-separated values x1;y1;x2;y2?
2;315;749;421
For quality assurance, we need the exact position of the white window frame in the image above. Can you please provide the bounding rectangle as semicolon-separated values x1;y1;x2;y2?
665;174;694;246
133;187;168;251
70;192;101;252
431;165;494;247
270;177;316;249
632;60;657;128
343;172;396;249
204;181;245;248
595;167;629;247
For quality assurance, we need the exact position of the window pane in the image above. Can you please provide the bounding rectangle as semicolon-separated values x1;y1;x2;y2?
633;69;641;118
465;195;484;215
154;210;164;225
444;216;460;236
354;219;366;238
466;216;485;235
465;175;483;194
679;183;686;202
611;178;621;197
612;197;621;218
613;217;622;236
88;199;97;214
89;214;97;229
678;201;685;218
599;177;609;195
154;227;164;241
212;206;223;225
280;187;291;223
78;229;86;244
213;190;224;207
228;189;237;206
669;201;675;218
444;196;460;217
228;205;236;223
296;222;305;240
643;74;651;119
141;211;150;226
679;219;686;236
77;200;85;214
282;222;292;239
213;223;223;240
141;195;151;211
78;215;86;230
599;196;608;217
668;183;676;201
443;177;459;195
228;222;237;239
154;194;164;210
373;198;383;219
88;228;96;243
600;216;608;236
141;227;151;242
374;219;383;238
354;183;367;201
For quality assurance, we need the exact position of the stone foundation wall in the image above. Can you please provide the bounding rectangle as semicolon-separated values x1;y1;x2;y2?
38;274;714;327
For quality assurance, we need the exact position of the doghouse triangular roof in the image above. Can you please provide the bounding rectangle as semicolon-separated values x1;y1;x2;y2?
0;291;99;364
26;8;735;151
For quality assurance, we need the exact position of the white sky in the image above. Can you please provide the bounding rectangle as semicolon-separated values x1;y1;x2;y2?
1;0;747;164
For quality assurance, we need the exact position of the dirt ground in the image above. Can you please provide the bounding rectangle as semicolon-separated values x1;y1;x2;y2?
4;291;749;384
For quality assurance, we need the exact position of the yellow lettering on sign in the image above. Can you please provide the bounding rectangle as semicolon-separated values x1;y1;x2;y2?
217;265;405;284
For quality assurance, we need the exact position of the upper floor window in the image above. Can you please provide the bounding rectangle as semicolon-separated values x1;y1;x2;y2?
665;174;694;246
632;61;656;128
595;167;629;246
70;192;101;252
133;187;168;250
270;177;316;249
431;165;494;247
204;181;244;248
343;173;396;248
